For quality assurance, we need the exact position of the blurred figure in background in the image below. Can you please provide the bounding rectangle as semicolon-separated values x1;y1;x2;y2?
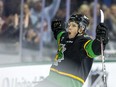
21;0;61;62
54;5;66;21
0;14;19;42
108;4;116;50
78;3;93;37
101;4;113;50
24;29;40;50
0;0;20;42
0;0;5;33
30;0;61;44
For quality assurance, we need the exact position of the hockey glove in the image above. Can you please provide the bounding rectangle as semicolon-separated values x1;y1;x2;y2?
51;19;65;31
96;23;109;45
51;19;65;39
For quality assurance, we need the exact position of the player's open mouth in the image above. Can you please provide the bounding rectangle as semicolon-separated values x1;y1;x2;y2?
68;32;71;35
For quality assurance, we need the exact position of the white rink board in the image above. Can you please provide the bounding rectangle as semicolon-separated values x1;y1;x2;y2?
0;64;51;87
0;63;115;87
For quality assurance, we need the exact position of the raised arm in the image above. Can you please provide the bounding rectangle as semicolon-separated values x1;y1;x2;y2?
51;19;67;44
45;0;61;19
84;23;109;58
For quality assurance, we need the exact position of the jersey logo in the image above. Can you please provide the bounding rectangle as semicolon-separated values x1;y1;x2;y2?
54;44;66;66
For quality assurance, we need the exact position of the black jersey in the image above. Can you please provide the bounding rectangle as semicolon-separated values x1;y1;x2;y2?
51;31;95;84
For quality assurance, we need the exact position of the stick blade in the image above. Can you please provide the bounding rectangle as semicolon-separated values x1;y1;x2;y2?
100;9;104;23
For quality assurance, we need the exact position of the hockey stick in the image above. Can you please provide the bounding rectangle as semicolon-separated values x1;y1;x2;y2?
100;9;107;87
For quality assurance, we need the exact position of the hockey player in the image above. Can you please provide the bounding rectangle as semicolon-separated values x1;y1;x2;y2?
35;13;109;87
